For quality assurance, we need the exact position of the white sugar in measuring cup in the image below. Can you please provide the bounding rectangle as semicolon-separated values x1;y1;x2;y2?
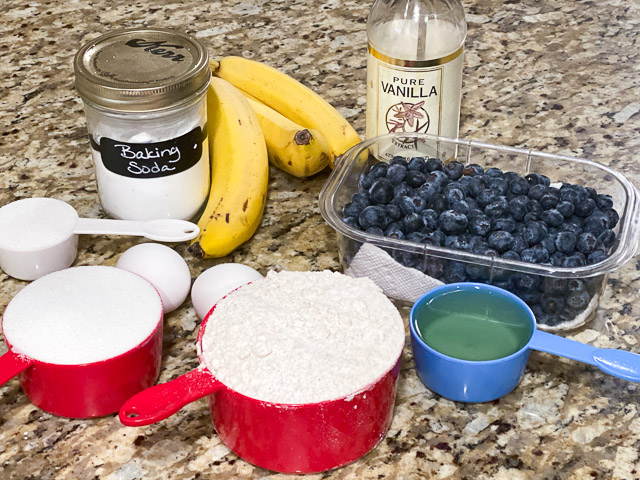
0;197;199;281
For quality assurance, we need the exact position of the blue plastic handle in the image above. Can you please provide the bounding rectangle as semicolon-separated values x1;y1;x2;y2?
529;330;640;383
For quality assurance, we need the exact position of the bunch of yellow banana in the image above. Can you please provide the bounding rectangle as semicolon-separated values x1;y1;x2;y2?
210;56;361;174
190;57;361;259
188;76;269;259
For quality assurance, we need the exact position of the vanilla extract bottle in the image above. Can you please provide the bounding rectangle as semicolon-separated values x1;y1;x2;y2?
366;0;467;145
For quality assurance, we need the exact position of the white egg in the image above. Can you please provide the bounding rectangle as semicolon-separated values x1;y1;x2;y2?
116;243;191;313
191;263;263;319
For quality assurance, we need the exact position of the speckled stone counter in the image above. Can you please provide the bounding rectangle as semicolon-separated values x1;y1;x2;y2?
1;1;639;479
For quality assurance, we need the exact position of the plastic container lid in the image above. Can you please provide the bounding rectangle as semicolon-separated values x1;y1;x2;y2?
74;27;211;112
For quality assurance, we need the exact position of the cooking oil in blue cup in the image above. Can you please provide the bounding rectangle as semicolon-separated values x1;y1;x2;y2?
413;286;533;361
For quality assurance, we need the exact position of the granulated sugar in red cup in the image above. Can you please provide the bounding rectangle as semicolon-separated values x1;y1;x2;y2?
120;270;405;473
0;265;163;418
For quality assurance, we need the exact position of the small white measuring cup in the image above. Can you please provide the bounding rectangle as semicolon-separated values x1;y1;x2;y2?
0;197;199;281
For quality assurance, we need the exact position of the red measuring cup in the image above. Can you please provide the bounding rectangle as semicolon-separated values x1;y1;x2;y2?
119;303;402;474
0;266;164;418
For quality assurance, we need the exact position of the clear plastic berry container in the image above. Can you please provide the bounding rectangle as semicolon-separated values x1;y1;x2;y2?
319;133;640;331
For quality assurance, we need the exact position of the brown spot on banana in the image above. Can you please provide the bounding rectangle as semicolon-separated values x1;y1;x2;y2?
225;213;230;223
187;242;205;259
294;129;312;146
243;199;248;212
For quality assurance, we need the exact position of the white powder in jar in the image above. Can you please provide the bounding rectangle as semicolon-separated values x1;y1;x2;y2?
2;266;162;365
200;270;405;404
0;198;78;251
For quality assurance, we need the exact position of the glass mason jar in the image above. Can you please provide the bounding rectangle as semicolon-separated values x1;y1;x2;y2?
74;28;211;221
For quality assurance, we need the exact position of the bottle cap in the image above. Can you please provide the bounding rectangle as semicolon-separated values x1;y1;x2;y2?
74;27;211;112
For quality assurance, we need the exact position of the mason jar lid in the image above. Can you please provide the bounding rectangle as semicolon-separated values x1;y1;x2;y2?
74;27;211;112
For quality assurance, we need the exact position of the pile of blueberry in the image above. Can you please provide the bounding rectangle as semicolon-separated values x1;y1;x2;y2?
341;156;620;327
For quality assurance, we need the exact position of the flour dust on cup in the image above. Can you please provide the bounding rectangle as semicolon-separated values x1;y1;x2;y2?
409;282;640;403
74;28;211;221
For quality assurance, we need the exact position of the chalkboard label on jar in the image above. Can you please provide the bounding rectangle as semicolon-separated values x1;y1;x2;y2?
90;126;207;179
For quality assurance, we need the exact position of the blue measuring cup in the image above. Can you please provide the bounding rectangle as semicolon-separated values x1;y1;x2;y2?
409;283;640;403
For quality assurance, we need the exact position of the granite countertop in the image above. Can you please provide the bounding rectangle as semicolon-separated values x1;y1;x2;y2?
1;0;639;478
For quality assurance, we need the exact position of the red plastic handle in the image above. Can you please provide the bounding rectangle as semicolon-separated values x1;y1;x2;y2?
119;366;220;427
0;350;33;385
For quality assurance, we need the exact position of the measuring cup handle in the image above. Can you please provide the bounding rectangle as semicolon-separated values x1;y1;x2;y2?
119;366;220;427
530;330;640;382
0;351;33;385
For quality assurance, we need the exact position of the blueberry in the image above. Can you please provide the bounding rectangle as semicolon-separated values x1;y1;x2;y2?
540;293;566;315
369;162;389;179
525;173;550;187
550;251;566;266
523;212;541;224
408;157;426;171
476;189;498;208
445;235;471;251
359;173;374;190
444;161;464;180
560;221;582;236
492;216;516;233
463;164;484;176
562;254;586;268
587;250;607;264
521;245;549;264
574;198;596;217
540;193;560;210
443;184;466;204
416;184;438;202
365;226;385;236
342;202;361;218
511;234;527;253
518;290;542;306
556;201;575;218
385;224;404;239
515;274;540;292
358;205;388;229
439;210;469;235
523;222;546;246
424;230;446;246
444;261;468;283
560;184;588;204
451;200;471;215
427;170;449;188
567;279;586;293
402;213;425;233
554;231;577;253
501;250;521;261
542;209;564;228
425;157;443;172
399;196;415;215
468;208;485;219
426;257;446;277
393;250;419;268
469;235;488;253
406;231;426;243
385;203;402;221
468;214;491;237
582;211;608;234
342;216;358;229
485;167;503;178
509;177;530;195
508;196;528;221
368;178;394;204
586;186;598;199
605;208;619;229
487;231;515;253
576;232;598;254
406;170;428;188
542;277;567;294
528;184;546;201
411;195;428;214
467;176;487;197
566;290;590;310
488;177;509;196
428;194;448;213
389;156;408;167
526;199;543;216
421;209;439;231
541;233;557;254
386;164;407;185
595;194;614;209
485;197;509;217
598;229;616;248
392;182;412;200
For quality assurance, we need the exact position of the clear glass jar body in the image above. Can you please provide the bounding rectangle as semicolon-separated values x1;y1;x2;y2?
83;94;209;221
366;0;467;146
